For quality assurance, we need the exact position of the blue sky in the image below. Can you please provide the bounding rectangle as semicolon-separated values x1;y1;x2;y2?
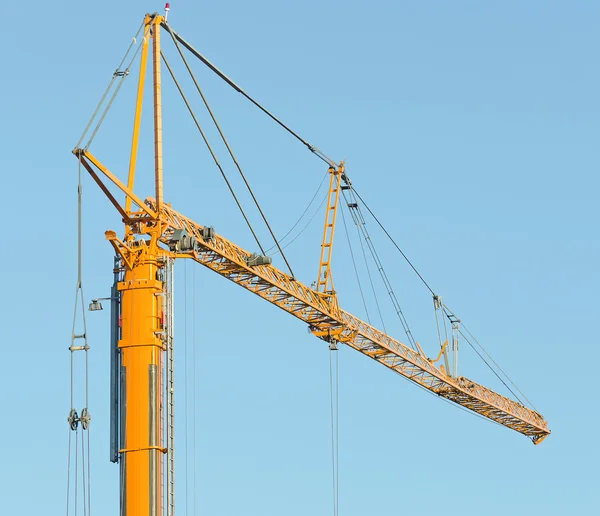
1;1;599;515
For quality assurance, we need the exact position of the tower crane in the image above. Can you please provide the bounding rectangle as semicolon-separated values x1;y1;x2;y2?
71;11;550;516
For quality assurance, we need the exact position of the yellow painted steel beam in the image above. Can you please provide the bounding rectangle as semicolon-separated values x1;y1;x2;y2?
74;149;158;220
316;163;344;295
126;18;151;214
118;244;166;516
78;155;129;221
152;17;164;214
151;199;551;444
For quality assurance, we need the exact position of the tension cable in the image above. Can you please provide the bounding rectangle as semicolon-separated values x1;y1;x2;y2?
340;198;371;324
162;22;337;168
75;21;147;151
350;187;436;297
342;187;417;349
164;24;296;278
269;187;329;255
266;170;329;253
160;51;267;257
329;342;339;516
67;161;92;516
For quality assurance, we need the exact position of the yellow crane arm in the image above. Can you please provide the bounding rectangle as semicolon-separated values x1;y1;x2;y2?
151;199;550;445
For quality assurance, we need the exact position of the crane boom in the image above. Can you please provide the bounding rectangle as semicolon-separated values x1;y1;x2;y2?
71;13;550;516
146;199;550;444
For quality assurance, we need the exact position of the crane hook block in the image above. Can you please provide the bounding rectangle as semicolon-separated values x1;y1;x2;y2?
245;253;272;267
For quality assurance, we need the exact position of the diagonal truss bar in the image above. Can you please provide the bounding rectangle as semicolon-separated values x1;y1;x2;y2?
148;199;551;445
74;149;158;219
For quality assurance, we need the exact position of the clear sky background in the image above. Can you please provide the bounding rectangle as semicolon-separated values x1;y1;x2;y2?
1;1;598;515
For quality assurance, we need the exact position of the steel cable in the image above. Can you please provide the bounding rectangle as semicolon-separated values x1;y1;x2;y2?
192;265;198;516
184;260;189;516
162;23;336;168
269;191;329;255
87;428;91;516
348;184;534;407
460;323;537;411
340;202;371;324
351;188;436;297
81;429;87;516
75;21;145;149
342;189;416;349
458;330;525;405
439;302;535;409
80;23;150;150
266;170;329;253
164;23;296;278
68;157;92;516
354;207;387;334
161;51;267;256
66;429;72;516
329;348;339;516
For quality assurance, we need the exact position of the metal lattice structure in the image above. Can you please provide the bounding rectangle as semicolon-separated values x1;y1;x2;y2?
154;200;550;444
71;10;550;516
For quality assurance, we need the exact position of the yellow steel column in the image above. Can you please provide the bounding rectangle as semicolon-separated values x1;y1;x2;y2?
119;247;165;516
125;17;151;214
119;13;166;516
152;17;164;214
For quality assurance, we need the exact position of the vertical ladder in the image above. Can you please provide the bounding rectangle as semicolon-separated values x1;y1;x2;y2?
316;164;344;294
165;258;175;516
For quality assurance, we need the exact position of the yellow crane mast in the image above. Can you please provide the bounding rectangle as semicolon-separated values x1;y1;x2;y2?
72;11;550;516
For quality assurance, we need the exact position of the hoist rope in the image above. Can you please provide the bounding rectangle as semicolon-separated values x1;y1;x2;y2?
269;190;329;255
349;185;533;403
460;322;537;410
353;211;387;334
183;260;190;516
192;265;198;516
329;348;339;516
74;428;79;516
162;23;336;168
342;189;417;349
66;429;72;516
87;428;91;516
266;170;329;253
81;429;87;516
438;302;535;408
340;201;371;324
161;51;267;257
164;24;296;279
341;183;534;405
434;306;444;351
351;188;437;297
457;329;526;404
77;23;148;151
67;160;92;516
